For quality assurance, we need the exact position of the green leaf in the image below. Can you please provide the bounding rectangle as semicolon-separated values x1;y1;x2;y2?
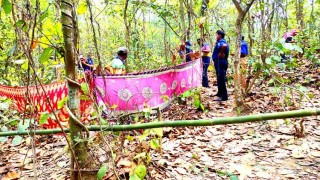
8;44;16;56
0;102;10;110
229;175;239;180
0;137;8;142
17;120;30;133
97;164;108;180
133;152;146;160
126;135;134;141
134;165;147;179
81;82;89;95
57;96;68;109
200;104;205;111
15;20;25;28
39;10;49;22
217;170;226;177
182;90;191;98
2;0;12;14
39;112;50;126
150;139;159;149
1;126;8;132
12;135;23;146
21;60;28;70
298;86;308;92
266;58;272;65
194;98;200;108
77;1;87;15
39;47;54;63
129;174;141;180
152;128;163;137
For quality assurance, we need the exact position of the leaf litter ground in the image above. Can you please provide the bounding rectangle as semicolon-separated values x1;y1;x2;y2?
0;59;319;179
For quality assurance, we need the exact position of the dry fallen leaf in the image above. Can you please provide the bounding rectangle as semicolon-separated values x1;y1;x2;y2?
1;171;19;180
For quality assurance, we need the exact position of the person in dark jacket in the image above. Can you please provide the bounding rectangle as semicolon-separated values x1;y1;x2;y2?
211;30;229;101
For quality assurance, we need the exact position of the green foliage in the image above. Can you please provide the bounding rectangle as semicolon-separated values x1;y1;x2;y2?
12;135;23;146
39;111;50;126
57;96;68;109
81;82;89;95
134;165;147;179
1;0;12;14
180;89;205;111
97;164;108;180
39;47;54;63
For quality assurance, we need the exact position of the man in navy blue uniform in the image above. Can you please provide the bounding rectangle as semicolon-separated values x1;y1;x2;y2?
211;30;229;101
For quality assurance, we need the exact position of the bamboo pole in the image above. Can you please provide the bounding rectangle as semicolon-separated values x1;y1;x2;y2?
0;108;319;137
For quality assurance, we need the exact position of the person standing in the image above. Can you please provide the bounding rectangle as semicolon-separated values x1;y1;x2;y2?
211;30;229;101
240;36;249;92
106;47;128;74
197;38;211;88
81;54;94;73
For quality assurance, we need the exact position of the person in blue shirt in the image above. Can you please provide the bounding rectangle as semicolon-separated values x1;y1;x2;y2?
211;30;229;101
240;36;249;92
197;38;211;88
81;54;94;72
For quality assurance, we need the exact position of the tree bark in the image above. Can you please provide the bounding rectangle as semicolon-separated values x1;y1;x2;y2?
60;0;97;179
124;0;130;53
179;0;186;38
232;0;255;108
295;0;304;29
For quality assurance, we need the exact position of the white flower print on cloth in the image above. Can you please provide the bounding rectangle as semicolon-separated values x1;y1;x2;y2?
172;80;178;89
188;76;192;85
142;87;153;98
181;78;186;87
118;88;132;101
160;83;167;94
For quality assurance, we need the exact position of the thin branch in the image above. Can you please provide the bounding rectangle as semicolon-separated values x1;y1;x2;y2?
1;108;319;136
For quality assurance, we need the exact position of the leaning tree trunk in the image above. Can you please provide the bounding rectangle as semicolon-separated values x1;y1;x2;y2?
179;0;186;38
232;0;255;109
60;1;97;179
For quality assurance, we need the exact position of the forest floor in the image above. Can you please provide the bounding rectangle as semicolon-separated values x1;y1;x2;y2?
0;59;319;180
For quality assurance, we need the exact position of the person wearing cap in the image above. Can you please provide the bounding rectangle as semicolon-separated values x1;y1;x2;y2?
197;38;211;88
211;30;229;101
105;47;128;74
240;36;249;92
281;29;299;63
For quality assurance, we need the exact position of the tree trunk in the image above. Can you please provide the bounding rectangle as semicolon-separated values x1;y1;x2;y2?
234;16;245;107
232;0;255;109
295;0;304;29
179;0;186;38
60;0;97;179
247;13;254;57
124;0;130;52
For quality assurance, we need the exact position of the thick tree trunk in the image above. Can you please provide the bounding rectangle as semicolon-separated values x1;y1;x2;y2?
295;0;304;29
232;0;255;108
234;17;245;107
60;1;97;179
179;0;186;38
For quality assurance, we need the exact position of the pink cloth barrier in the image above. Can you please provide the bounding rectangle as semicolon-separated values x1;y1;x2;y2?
94;59;202;112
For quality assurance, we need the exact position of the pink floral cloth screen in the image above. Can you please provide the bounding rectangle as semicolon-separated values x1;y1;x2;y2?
94;59;202;112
